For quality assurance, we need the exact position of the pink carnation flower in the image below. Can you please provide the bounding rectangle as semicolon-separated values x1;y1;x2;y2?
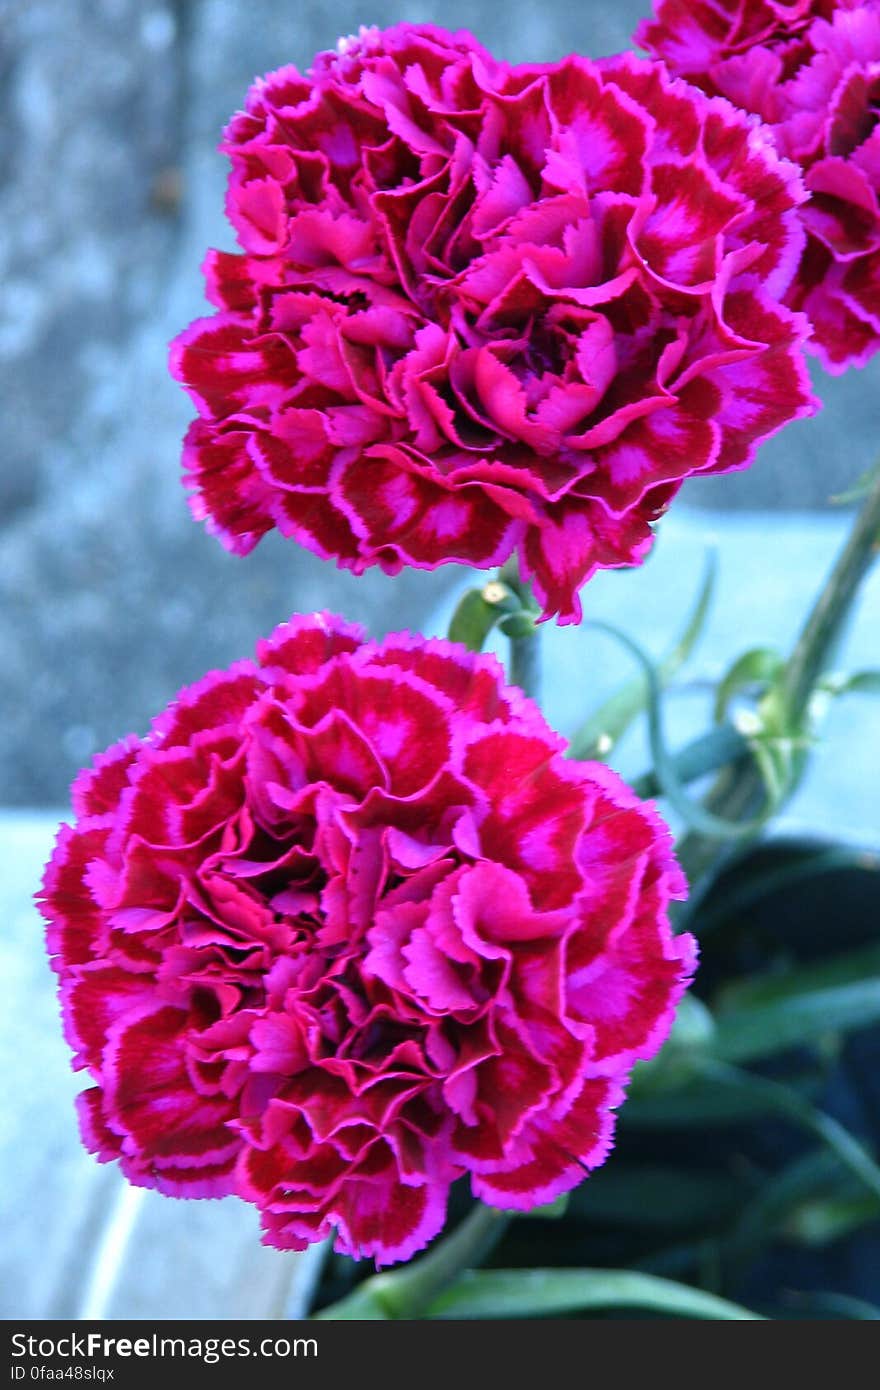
39;613;694;1266
638;0;880;372
170;24;815;623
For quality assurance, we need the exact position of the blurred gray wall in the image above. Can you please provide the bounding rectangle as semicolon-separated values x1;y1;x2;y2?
1;0;877;805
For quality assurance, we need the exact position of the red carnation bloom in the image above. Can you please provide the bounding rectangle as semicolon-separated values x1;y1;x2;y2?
39;613;694;1265
636;0;826;72
638;0;880;372
170;24;815;623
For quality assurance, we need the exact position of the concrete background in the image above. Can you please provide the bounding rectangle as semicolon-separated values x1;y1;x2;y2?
1;1;878;1319
4;503;879;1318
1;0;878;806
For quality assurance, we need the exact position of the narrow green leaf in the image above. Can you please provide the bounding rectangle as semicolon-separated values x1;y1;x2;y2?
843;670;880;694
784;1193;880;1246
637;1237;720;1282
726;1150;841;1271
629;723;751;802
425;1268;763;1320
717;938;880;1012
714;647;785;724
586;619;778;840
568;549;716;761
624;1075;819;1128
665;548;719;671
830;461;880;506
784;1291;880;1320
631;994;715;1094
567;1163;747;1229
819;669;880;697
696;842;880;936
317;1204;508;1320
520;1194;569;1220
695;1061;880;1206
314;1293;390;1320
713;978;880;1065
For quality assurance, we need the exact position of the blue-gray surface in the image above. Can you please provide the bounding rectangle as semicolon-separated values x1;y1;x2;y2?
431;506;880;840
2;502;877;1319
0;810;326;1320
1;0;879;1322
1;0;879;804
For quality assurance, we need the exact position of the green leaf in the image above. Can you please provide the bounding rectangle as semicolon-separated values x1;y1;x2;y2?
629;723;751;802
447;581;523;652
567;1163;747;1230
497;555;541;615
520;1194;569;1220
696;841;880;936
784;1291;880;1320
842;670;880;694
314;1294;390;1320
714;647;785;724
695;1061;880;1205
784;1193;880;1246
585;619;779;840
726;1150;841;1271
830;461;880;506
447;590;497;652
631;994;715;1094
425;1268;763;1320
818;669;880;697
497;610;539;640
712;977;880;1065
568;548;716;761
717;938;880;1012
623;1074;820;1128
663;547;718;672
316;1203;509;1320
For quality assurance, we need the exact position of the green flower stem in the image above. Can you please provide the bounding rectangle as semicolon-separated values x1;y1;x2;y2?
780;465;880;722
315;1203;510;1320
497;556;541;699
628;722;750;801
509;629;540;699
677;465;880;894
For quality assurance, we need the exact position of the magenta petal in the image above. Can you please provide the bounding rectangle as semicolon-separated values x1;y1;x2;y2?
169;23;814;620
637;0;880;373
39;610;694;1265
